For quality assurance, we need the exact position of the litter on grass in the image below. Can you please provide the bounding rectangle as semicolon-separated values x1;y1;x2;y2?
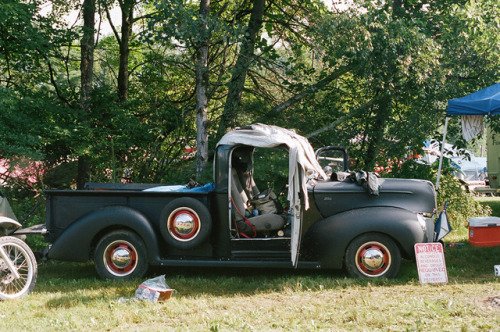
135;275;174;302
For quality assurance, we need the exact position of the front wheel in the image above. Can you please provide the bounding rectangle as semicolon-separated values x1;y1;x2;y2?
94;230;148;280
345;233;401;279
0;236;38;300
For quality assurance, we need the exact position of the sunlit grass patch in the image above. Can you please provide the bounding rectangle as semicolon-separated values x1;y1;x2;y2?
477;196;500;217
1;248;500;331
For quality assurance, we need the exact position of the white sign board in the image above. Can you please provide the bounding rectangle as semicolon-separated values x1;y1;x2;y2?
415;243;448;284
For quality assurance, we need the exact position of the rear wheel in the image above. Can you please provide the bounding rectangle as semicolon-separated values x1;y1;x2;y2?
0;236;37;300
345;233;401;279
94;230;148;280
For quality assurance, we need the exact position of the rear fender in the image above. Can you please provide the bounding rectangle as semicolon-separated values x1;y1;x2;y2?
48;206;160;263
302;207;427;269
0;217;21;236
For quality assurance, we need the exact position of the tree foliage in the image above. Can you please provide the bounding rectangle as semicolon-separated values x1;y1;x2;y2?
0;0;498;193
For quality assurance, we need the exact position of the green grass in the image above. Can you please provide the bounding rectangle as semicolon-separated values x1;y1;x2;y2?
2;198;500;331
477;196;500;217
1;244;500;331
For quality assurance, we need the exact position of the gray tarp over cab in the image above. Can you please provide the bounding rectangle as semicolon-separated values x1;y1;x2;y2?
217;124;327;265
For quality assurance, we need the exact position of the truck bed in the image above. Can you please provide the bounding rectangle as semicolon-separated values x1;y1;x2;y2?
44;188;212;243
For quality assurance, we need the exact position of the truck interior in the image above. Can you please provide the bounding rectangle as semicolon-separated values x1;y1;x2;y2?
229;145;290;240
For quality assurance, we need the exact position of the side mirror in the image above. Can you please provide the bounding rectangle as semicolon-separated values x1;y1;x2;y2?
315;146;349;176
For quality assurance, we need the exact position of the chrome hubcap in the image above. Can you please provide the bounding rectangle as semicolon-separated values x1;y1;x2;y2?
168;208;200;242
173;213;196;235
110;247;132;269
360;248;384;270
355;241;391;277
103;240;137;277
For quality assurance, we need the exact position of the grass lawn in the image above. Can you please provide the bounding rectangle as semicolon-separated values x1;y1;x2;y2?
477;196;500;217
2;198;500;331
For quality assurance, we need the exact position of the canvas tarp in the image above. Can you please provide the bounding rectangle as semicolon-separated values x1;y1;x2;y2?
217;123;327;211
217;124;327;266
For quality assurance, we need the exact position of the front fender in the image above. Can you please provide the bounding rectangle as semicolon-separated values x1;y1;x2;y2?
48;206;160;263
0;217;22;236
302;207;428;269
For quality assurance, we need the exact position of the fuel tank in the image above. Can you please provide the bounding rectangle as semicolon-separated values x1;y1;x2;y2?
312;178;436;218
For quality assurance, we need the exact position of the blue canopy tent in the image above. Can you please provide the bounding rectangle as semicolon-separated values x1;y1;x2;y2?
447;83;500;116
436;83;500;190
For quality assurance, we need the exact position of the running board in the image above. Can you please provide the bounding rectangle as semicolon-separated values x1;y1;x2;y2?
152;259;321;269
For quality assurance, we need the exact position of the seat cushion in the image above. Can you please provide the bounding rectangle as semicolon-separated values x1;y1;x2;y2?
248;213;285;232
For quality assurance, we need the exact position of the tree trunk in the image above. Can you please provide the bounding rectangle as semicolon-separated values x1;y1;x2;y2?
258;65;352;122
216;0;266;140
77;0;95;189
80;0;94;111
363;95;392;169
117;0;134;103
195;0;211;180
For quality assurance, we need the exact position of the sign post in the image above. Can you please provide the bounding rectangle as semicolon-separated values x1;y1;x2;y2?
415;243;448;284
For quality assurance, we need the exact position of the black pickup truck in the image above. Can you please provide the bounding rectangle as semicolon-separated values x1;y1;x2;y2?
18;124;438;279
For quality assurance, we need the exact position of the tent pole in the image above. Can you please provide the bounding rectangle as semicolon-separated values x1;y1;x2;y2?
436;117;450;191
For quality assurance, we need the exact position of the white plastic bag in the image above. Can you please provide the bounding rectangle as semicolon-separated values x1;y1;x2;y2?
135;275;173;302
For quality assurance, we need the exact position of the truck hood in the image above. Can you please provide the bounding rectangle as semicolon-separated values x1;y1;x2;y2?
312;178;436;218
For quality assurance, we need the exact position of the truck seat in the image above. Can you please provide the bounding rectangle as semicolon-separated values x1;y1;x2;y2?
238;170;260;199
231;168;285;233
231;168;250;222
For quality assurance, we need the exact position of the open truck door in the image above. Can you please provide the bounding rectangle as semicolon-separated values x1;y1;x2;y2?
290;194;303;267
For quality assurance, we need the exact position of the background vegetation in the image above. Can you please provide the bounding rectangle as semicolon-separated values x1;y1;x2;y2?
1;0;499;187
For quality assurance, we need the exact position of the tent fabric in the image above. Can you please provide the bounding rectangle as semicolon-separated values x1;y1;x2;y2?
461;115;483;141
447;83;500;116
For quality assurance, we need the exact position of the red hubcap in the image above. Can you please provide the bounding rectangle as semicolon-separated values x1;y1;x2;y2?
167;208;200;242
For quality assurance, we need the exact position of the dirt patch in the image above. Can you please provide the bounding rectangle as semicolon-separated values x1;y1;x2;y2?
484;296;500;309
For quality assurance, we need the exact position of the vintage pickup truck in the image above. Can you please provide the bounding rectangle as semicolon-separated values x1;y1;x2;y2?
17;124;438;279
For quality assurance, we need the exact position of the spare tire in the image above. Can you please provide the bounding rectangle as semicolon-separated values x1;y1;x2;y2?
159;197;212;250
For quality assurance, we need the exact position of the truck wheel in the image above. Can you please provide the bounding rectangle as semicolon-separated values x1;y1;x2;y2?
0;236;38;300
159;197;212;250
345;233;401;279
94;230;148;280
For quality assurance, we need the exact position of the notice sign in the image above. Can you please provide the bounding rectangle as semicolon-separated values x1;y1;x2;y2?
415;243;448;284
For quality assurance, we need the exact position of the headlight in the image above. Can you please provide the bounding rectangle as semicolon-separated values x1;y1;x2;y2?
418;213;437;241
417;213;428;233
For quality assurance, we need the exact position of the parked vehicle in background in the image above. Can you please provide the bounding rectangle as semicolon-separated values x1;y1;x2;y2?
0;193;38;300
17;125;439;280
421;139;495;194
